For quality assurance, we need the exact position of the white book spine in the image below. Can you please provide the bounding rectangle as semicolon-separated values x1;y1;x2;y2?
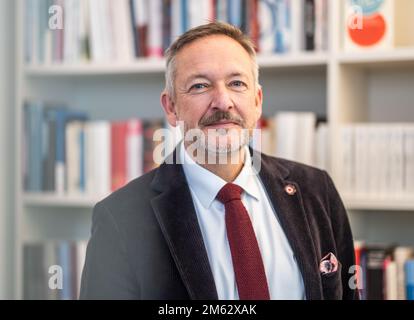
389;126;404;198
290;0;303;53
127;119;143;181
258;0;275;55
148;0;163;57
275;112;298;162
76;241;88;299
171;0;183;40
112;0;134;61
66;122;82;195
385;260;398;300
88;0;104;61
405;126;414;194
96;122;111;197
297;112;316;166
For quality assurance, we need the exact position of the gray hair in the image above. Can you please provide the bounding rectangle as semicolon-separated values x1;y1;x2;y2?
164;22;260;100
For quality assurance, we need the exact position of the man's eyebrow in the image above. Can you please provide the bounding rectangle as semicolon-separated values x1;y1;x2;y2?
227;72;249;78
185;73;210;83
185;72;249;82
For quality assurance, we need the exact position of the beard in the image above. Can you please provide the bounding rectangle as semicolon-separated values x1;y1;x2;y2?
196;127;251;154
180;111;254;155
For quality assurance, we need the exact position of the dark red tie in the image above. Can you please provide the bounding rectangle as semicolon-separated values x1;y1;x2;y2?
217;183;270;300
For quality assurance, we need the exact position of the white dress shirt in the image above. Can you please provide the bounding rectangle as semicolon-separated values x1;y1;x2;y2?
180;143;305;300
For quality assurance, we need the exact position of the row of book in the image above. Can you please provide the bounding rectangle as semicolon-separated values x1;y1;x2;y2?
257;112;330;171
25;0;329;65
23;241;87;300
23;101;329;196
23;239;414;300
355;242;414;300
23;101;172;196
340;124;414;199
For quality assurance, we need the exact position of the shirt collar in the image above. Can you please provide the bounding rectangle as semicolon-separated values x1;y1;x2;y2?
180;142;260;209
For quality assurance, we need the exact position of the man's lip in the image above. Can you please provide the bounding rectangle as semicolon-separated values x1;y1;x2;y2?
204;121;240;127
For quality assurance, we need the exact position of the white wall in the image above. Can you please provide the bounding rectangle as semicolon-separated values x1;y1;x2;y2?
0;0;15;299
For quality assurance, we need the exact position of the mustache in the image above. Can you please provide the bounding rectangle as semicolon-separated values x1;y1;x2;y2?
198;111;245;128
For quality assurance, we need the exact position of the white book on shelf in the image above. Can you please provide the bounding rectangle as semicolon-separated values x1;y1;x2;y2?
404;126;414;194
188;0;213;29
111;0;134;62
88;0;105;62
63;0;79;63
296;112;316;166
126;119;143;182
385;260;398;300
340;125;354;194
102;0;115;61
366;126;379;198
260;119;275;157
315;122;329;172
354;125;369;197
30;0;41;64
85;121;111;198
66;121;82;195
78;0;90;62
148;0;163;57
376;125;389;198
389;126;404;198
290;0;304;53
258;0;276;54
171;0;183;40
274;112;297;162
75;241;87;299
314;0;328;51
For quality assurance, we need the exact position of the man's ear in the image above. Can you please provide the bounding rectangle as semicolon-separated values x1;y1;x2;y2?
255;85;263;120
160;90;178;127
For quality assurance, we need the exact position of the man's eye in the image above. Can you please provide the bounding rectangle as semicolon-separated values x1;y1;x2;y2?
190;83;208;91
230;80;247;88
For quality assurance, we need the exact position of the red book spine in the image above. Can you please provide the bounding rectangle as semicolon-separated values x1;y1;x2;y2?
111;121;128;191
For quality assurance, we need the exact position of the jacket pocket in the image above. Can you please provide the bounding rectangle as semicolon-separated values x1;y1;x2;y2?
321;263;343;300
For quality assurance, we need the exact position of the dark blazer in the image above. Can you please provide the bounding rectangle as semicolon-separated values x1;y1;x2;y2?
80;148;358;300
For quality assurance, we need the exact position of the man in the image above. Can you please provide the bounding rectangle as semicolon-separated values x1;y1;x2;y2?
80;22;358;300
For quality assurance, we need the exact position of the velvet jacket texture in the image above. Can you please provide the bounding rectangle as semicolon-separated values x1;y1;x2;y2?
80;148;358;300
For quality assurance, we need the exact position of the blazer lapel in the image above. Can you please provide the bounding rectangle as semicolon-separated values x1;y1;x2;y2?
254;151;323;299
150;150;218;300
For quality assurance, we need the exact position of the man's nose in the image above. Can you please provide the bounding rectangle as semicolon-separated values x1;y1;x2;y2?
210;84;234;111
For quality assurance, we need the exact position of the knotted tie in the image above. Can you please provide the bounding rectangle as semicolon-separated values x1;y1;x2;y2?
216;183;270;300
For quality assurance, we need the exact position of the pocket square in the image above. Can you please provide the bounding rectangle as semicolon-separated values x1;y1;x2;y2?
319;252;338;274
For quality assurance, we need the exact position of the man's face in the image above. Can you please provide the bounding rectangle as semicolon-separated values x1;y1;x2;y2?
163;35;262;154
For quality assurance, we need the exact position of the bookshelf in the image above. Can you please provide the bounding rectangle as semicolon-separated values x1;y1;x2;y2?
14;0;414;299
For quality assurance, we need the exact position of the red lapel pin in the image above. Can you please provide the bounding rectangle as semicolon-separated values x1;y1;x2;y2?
284;184;296;195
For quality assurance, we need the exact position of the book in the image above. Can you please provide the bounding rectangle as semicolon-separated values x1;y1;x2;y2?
406;260;414;300
344;0;394;51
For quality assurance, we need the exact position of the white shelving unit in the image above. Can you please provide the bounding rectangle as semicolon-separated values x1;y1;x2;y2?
14;0;414;299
